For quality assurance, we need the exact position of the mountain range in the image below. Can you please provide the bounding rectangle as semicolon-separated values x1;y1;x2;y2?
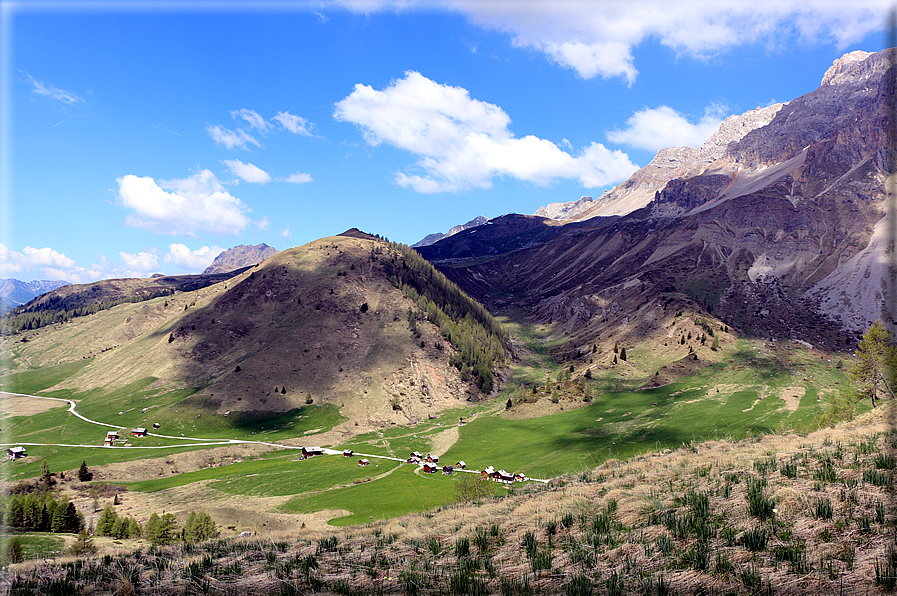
418;49;894;362
2;49;891;419
0;279;69;315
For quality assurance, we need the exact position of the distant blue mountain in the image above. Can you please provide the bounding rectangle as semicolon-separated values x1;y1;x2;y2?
0;278;70;315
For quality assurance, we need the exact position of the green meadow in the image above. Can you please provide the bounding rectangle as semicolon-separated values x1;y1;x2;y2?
1;333;855;525
126;452;400;497
281;464;462;526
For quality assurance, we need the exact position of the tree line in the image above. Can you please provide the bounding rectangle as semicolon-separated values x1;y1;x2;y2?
383;242;508;392
2;288;175;335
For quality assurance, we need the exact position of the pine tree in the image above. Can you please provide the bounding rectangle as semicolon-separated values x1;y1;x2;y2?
97;505;118;536
78;460;92;482
2;536;24;564
849;320;897;406
127;518;142;539
146;512;179;545
619;347;627;361
69;530;97;556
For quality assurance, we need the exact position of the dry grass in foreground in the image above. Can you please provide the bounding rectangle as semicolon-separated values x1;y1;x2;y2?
5;407;896;595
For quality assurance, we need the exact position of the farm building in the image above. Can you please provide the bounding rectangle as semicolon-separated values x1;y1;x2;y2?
358;459;370;466
6;446;26;459
131;428;148;437
514;472;527;482
425;454;439;463
343;449;354;457
152;422;161;429
422;463;438;473
494;469;515;483
481;465;495;477
107;431;120;440
455;460;466;469
442;465;454;475
302;446;323;458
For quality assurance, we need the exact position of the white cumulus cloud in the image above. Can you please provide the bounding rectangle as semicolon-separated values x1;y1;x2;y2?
282;171;314;184
223;159;273;184
118;250;160;273
333;1;891;83
0;243;81;280
206;124;261;150
334;71;637;192
607;104;727;152
116;169;253;236
164;243;223;270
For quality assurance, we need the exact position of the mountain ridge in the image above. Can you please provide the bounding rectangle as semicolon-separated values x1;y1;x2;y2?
418;48;894;360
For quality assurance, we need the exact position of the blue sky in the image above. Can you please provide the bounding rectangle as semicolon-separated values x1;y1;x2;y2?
0;0;891;282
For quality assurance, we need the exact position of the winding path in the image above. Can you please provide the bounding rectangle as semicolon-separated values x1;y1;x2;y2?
1;391;548;483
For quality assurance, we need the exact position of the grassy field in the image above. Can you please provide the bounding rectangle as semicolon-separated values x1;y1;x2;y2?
281;464;462;526
2;532;67;560
126;452;401;497
1;324;857;527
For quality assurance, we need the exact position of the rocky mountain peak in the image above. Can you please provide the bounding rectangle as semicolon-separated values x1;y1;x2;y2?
820;50;882;86
202;244;278;275
533;196;594;220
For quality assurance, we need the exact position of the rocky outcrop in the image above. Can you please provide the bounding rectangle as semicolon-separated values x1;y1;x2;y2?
428;48;895;349
533;196;594;220
413;216;489;247
203;244;278;275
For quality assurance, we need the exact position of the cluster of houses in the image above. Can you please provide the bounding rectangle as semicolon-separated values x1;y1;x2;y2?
300;446;528;483
103;428;150;446
481;465;526;484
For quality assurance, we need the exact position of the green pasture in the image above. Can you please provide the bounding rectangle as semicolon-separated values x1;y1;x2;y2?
1;443;232;483
2;532;67;560
281;464;462;526
0;360;89;395
0;331;859;527
126;452;401;497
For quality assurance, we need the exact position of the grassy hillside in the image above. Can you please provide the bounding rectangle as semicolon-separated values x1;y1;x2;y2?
1;235;506;434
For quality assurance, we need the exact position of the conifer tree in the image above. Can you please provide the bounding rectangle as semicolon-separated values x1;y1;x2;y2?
849;320;896;406
97;505;118;536
78;460;91;482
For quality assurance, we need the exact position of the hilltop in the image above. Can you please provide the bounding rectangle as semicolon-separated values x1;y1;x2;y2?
2;234;507;435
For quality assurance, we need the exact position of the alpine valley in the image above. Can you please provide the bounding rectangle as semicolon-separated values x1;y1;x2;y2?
1;49;895;595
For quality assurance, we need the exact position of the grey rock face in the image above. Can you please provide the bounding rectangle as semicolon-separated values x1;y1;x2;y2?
203;244;278;275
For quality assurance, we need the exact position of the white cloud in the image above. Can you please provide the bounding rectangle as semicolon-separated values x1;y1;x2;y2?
607;104;727;152
206;123;261;150
231;108;271;132
25;73;83;104
0;242;83;280
118;250;160;273
282;171;314;184
333;1;891;83
223;159;272;184
256;217;271;231
20;246;76;269
164;243;223;270
273;111;316;136
116;169;253;236
334;71;637;192
280;225;292;240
